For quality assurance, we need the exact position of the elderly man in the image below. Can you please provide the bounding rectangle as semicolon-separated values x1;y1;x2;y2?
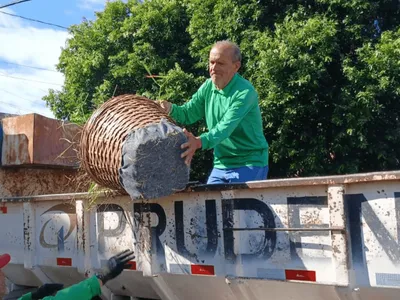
159;40;269;184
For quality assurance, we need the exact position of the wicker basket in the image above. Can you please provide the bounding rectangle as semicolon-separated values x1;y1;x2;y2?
80;94;174;192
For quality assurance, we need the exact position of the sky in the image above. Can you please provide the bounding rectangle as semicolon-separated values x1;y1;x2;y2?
0;0;107;118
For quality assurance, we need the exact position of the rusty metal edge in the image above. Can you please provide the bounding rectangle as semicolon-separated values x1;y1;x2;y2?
1;170;400;203
188;170;400;192
248;170;400;187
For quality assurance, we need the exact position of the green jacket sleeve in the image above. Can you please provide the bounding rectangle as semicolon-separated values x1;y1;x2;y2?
200;88;257;150
170;82;206;125
19;276;101;300
19;292;32;300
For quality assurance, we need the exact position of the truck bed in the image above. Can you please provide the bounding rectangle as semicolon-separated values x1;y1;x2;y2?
1;171;400;300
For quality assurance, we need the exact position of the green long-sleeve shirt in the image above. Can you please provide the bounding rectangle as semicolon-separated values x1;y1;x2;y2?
19;276;101;300
170;73;268;169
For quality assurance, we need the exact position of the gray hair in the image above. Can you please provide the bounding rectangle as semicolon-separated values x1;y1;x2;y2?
212;40;242;62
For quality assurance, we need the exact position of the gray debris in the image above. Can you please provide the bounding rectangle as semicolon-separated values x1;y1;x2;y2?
119;119;190;200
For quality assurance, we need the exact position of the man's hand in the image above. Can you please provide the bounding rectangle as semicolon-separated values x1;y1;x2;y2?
157;100;172;114
31;283;64;299
96;249;135;285
181;129;202;166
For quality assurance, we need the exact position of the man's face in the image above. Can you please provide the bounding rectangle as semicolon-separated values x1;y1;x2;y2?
209;45;241;90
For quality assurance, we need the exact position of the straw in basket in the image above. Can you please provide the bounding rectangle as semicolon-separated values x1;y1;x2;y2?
79;94;190;200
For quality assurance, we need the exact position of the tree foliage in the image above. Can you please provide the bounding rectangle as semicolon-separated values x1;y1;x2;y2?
44;0;400;181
